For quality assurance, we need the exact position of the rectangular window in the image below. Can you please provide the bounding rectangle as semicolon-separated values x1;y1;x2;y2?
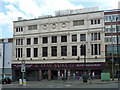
27;48;31;57
72;46;77;56
80;34;86;41
42;47;48;57
94;44;97;55
43;37;48;44
16;28;18;32
81;45;86;56
16;48;17;58
73;20;84;26
34;38;38;44
34;48;38;57
94;33;97;40
72;35;77;42
61;36;67;42
52;36;57;43
91;44;93;55
21;39;23;45
98;19;100;24
98;33;100;40
91;20;93;25
91;33;93;41
61;46;67;56
95;20;97;24
27;38;31;45
21;27;23;31
51;46;57;56
99;44;101;55
18;48;20;58
18;39;20;45
21;48;22;58
16;39;18;45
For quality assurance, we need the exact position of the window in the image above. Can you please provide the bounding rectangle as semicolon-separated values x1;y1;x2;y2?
105;16;108;22
80;45;86;56
27;48;31;57
34;48;38;57
16;39;18;45
16;39;23;45
42;47;48;57
16;48;22;58
95;20;97;24
16;48;17;58
28;25;37;30
16;27;23;32
61;36;67;42
72;35;77;42
18;39;20;45
43;37;48;44
91;20;93;25
21;27;23;31
61;46;67;56
91;44;101;55
94;33;97;40
18;48;20;58
52;36;57;43
80;34;86;41
34;38;38;44
73;20;84;26
94;44;97;55
72;46;77;56
51;46;57;56
98;19;100;24
98;33;100;40
16;28;18;32
91;33;93;41
27;38;31;45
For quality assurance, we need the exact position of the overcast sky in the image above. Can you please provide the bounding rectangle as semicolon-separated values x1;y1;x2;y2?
0;0;119;39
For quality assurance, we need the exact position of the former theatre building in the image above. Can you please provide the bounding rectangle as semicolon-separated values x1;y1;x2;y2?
12;7;105;81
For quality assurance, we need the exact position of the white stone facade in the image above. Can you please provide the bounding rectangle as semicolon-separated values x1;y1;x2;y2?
13;10;105;64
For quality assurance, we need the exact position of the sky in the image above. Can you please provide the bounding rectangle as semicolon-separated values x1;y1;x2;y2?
0;0;120;39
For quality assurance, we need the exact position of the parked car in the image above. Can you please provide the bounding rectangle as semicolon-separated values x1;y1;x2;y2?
2;78;12;84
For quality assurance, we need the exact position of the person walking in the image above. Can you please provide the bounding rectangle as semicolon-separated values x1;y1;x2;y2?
92;71;95;80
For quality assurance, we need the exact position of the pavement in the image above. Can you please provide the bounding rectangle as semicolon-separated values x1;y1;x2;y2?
1;78;120;88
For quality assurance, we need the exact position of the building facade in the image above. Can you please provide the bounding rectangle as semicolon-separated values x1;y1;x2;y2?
0;38;13;80
12;8;105;81
104;9;120;76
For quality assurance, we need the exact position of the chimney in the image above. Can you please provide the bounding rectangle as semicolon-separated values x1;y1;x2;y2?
18;17;23;21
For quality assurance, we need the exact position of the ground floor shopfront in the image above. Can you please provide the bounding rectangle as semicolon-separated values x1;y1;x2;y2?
12;62;105;81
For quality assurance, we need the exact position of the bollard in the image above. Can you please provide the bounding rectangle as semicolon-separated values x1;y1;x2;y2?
19;79;22;85
23;79;26;85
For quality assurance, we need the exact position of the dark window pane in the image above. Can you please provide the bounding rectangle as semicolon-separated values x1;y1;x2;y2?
98;33;100;40
61;36;67;42
34;38;38;44
94;44;97;55
21;48;22;58
80;34;86;41
51;46;57;56
16;48;17;58
34;48;38;57
18;48;20;58
91;33;93;41
98;19;100;24
16;39;18;45
99;44;101;55
27;48;31;57
61;46;67;56
52;36;57;43
72;35;77;42
21;39;23;45
91;20;93;25
16;28;18;32
43;37;48;44
91;44;93;55
95;20;97;24
42;47;48;57
21;27;23;31
27;38;31;45
72;46;77;56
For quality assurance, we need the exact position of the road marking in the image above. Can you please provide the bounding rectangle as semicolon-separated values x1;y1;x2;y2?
66;85;71;86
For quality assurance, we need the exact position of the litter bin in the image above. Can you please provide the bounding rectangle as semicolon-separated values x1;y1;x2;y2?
23;79;26;85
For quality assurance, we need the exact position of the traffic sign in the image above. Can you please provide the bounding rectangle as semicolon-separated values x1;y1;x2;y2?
21;64;25;72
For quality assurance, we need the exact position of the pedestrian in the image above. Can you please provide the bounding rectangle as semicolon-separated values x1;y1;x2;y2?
92;71;95;80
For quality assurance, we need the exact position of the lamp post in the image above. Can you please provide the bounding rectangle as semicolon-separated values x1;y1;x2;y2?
116;17;119;81
110;16;114;81
81;44;87;83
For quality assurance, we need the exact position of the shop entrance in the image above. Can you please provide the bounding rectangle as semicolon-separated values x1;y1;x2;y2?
42;70;48;79
51;70;58;80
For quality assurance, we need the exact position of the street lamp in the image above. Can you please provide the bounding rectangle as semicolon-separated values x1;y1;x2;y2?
80;44;87;83
116;16;119;81
109;16;114;81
